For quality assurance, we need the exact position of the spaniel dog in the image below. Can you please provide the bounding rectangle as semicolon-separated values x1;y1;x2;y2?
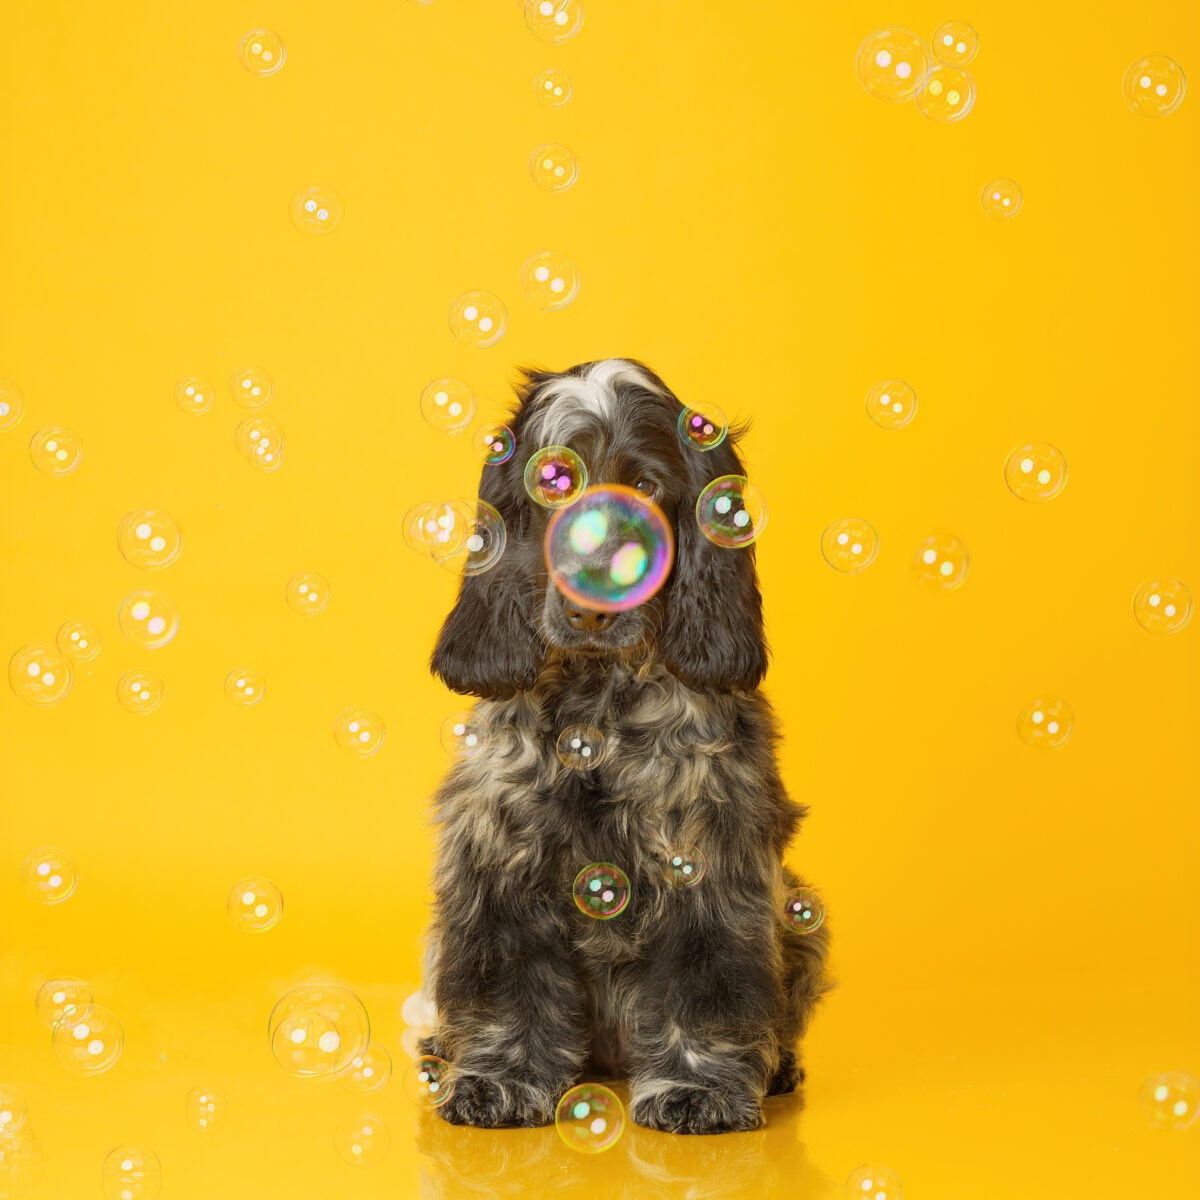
417;357;830;1135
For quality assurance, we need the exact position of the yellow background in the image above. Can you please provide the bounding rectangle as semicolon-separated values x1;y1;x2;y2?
2;1;1198;1196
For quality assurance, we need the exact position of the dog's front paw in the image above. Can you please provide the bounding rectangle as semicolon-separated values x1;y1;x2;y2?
435;1072;561;1129
765;1049;805;1097
630;1083;765;1135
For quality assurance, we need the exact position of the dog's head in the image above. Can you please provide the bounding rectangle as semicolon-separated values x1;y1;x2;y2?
430;358;767;699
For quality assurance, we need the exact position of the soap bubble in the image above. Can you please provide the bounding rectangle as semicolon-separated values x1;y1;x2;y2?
403;1056;455;1108
696;475;768;548
117;670;164;715
524;0;585;45
865;379;917;429
102;1146;159;1200
341;1045;393;1095
226;878;283;932
9;644;73;706
229;366;274;410
981;178;1023;220
0;379;25;432
1018;696;1074;749
239;29;286;76
21;847;78;905
520;250;581;310
269;983;370;1079
235;415;286;471
54;1006;124;1076
174;376;214;415
662;844;706;888
912;534;970;591
431;500;507;577
335;1114;390;1166
334;709;386;758
401;989;436;1031
1133;578;1193;635
119;591;180;649
556;724;606;769
1004;442;1067;502
555;1083;624;1154
1140;1071;1200;1130
846;1163;902;1200
439;710;491;758
782;887;825;934
118;509;184;569
534;67;573;106
915;64;976;123
677;404;728;451
573;863;630;920
286;572;331;614
529;143;580;192
546;485;674;613
224;669;265;708
57;621;102;662
1124;56;1187;117
474;423;516;464
0;1088;27;1137
449;291;508;348
185;1086;228;1133
35;978;93;1030
291;186;343;235
932;20;978;65
525;445;588;508
821;518;879;574
855;28;932;103
0;1123;42;1195
403;501;471;558
420;377;477;435
29;426;82;475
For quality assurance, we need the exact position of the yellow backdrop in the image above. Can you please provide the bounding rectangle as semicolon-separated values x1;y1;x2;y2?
2;1;1197;1197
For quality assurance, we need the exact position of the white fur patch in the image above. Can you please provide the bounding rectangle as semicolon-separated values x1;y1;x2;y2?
531;358;664;447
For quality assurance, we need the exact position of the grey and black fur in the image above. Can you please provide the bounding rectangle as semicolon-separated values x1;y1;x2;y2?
419;358;831;1134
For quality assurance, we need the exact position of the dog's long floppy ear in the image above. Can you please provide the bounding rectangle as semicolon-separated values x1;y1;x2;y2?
430;403;543;701
659;429;769;694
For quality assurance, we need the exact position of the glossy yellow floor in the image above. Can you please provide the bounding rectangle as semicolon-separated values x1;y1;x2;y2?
3;0;1198;1196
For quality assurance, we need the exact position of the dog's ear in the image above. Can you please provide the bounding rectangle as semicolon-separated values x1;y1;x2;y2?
430;405;543;701
659;429;768;693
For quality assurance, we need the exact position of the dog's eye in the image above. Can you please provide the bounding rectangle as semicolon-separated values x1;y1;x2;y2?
634;479;659;501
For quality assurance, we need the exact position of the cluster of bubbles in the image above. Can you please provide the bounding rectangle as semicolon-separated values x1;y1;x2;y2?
403;498;508;577
225;877;284;932
855;24;977;123
45;983;125;1076
846;1162;902;1199
175;366;286;471
269;983;371;1079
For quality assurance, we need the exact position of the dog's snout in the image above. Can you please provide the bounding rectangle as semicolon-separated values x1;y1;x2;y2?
562;600;615;634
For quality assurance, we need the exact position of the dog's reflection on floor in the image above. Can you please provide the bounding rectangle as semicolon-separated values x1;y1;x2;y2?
413;1088;835;1200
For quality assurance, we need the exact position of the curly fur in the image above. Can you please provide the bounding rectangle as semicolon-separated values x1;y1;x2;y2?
419;358;831;1134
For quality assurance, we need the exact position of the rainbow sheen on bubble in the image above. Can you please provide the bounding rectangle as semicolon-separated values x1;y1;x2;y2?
174;376;214;415
662;844;706;888
117;670;163;715
404;1056;455;1108
226;877;283;932
54;1006;124;1075
334;708;386;758
932;20;978;65
556;724;606;769
534;67;573;107
334;1114;390;1166
555;1083;625;1154
520;250;581;310
783;887;825;934
420;378;477;435
855;28;932;103
474;423;516;464
439;710;491;758
21;847;79;905
1018;696;1074;750
545;485;674;613
529;143;580;192
916;64;976;123
230;366;274;410
1140;1071;1200;1130
1124;56;1187;117
268;983;370;1079
696;475;768;548
677;405;728;451
291;186;343;235
431;500;507;577
119;591;180;649
118;509;183;569
865;379;917;429
913;534;970;591
449;292;507;348
821;518;879;574
9;644;73;706
981;178;1023;219
524;0;585;45
573;863;630;920
30;426;82;475
524;445;588;507
1004;442;1068;502
1133;578;1193;635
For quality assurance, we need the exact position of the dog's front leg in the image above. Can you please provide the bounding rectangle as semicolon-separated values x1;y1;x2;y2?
426;884;587;1128
627;893;780;1134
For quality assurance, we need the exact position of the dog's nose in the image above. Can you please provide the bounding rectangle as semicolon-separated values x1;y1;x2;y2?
563;601;615;634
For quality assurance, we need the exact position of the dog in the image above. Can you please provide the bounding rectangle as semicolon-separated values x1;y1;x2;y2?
416;357;831;1134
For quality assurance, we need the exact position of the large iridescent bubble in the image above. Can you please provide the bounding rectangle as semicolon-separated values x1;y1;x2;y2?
545;485;674;613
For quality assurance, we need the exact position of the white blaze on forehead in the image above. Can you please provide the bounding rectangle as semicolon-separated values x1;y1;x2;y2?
530;358;666;446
